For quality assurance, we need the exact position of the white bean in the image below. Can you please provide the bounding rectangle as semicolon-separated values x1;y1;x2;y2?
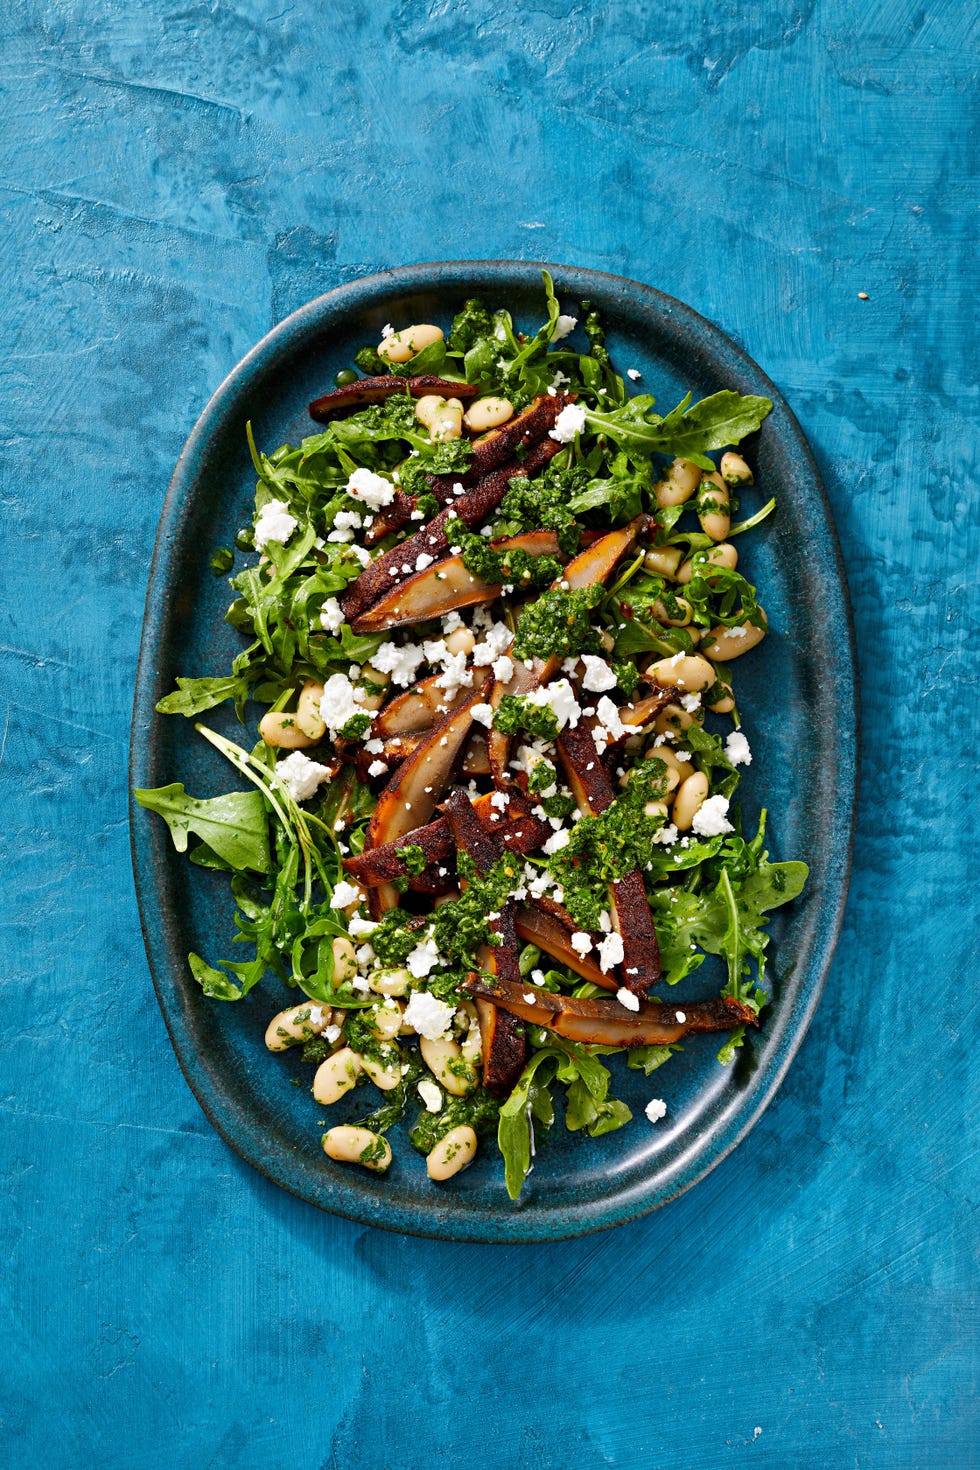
369;967;413;997
697;471;730;541
642;546;683;580
258;710;319;749
323;1125;391;1171
652;702;701;736
355;662;390;713
296;679;326;739
673;771;710;831
368;998;404;1041
702;610;768;662
648;654;715;692
312;1047;362;1105
677;543;738;585
426;1125;478;1181
429;402;463;442
419;1035;476;1097
654;458;702;508
456;1000;483;1065
332;935;358;981
444;627;476;657
264;1001;331;1053
463;396;514;433
650;595;694;628
721;451;754;485
378;324;444;363
361;1049;402;1091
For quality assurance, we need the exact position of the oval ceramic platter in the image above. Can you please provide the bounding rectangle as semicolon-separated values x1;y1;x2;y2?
130;261;856;1242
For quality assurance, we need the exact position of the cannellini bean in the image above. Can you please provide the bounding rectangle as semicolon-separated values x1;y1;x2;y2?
697;471;730;541
426;1125;478;1181
332;937;359;983
429;402;463;442
258;710;320;749
650;595;694;628
673;771;710;831
652;702;701;736
463;396;514;433
354;663;390;713
295;678;327;739
312;1047;363;1105
643;546;683;580
702;610;768;662
361;1049;403;1091
708;688;735;714
456;1000;483;1066
677;543;738;585
369;967;413;997
323;1125;391;1171
721;451;754;485
368;998;404;1041
444;627;476;657
648;653;715;692
654;458;702;508
419;1036;477;1097
264;1001;331;1053
643;799;671;820
378;324;444;363
644;746;684;791
415;393;447;428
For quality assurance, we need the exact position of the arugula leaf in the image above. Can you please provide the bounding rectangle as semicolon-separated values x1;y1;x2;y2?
188;953;248;1001
585;390;772;472
156;671;259;719
134;784;270;873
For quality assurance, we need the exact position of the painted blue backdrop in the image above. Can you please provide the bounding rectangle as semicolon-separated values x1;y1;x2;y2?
1;2;976;1466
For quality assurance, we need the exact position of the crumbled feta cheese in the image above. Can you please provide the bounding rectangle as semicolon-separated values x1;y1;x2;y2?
727;624;749;639
406;937;442;980
652;823;680;846
319;673;365;739
324;1023;343;1044
675;1011;686;1023
489;790;509;811
470;702;494;728
580;655;618;693
525;678;581;731
364;738;384;755
403;988;454;1036
552;314;578;341
599;933;625;972
492;654;514;683
381;323;394;339
275;751;332;803
472;622;513;666
319;597;345;633
330;880;362;910
415;552;434;571
417;1078;443;1113
348;916;379;938
570;931;593;955
549;402;588;443
592;695;627;750
543;828;570;855
345;467;395;510
616;986;639;1011
691;794;735;837
370;640;426;687
680;692;702;713
725;730;752;766
434;650;470;701
253;499;298;551
627;367;642;381
350;544;372;567
645;1098;667;1123
367;759;388;778
523;992;537;1004
307;1006;325;1028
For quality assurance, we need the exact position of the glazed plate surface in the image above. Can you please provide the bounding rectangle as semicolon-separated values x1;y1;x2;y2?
130;261;856;1242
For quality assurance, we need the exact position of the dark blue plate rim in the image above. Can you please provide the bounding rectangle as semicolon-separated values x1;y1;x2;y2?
130;260;858;1243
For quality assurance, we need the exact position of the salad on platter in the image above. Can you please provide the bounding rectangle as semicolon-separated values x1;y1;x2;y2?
136;274;808;1197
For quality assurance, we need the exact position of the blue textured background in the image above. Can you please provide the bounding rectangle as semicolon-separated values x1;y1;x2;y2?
1;2;976;1466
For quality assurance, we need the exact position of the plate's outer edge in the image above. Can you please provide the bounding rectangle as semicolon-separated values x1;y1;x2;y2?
129;261;858;1243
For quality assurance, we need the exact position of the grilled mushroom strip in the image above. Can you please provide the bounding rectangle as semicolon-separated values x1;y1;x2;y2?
343;791;549;887
341;436;564;624
555;721;663;994
363;680;492;915
308;374;479;421
463;975;759;1048
442;788;527;1096
512;904;612;990
486;515;648;784
366;393;573;542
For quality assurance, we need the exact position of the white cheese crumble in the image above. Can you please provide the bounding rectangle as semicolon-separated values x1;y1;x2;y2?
348;916;378;938
549;402;588;443
324;1023;343;1044
645;1098;667;1123
403;988;454;1037
345;467;395;510
319;597;345;633
470;702;494;728
417;1078;443;1113
570;931;593;955
492;654;514;683
580;655;618;693
253;499;298;551
366;759;388;778
472;621;513;666
725;730;752;766
319;673;366;739
406;937;442;979
691;794;735;837
616;986;640;1011
370;640;426;687
275;751;332;803
599;933;626;972
525;678;581;731
415;552;435;571
542;828;570;855
552;313;578;341
329;879;362;910
680;692;702;713
626;367;642;381
675;1011;686;1023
